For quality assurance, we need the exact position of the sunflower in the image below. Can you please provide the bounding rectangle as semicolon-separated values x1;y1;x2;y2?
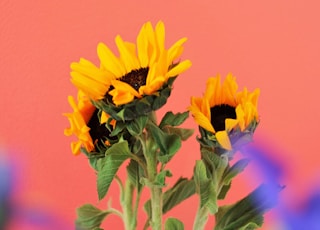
188;74;260;150
70;21;192;106
64;90;112;155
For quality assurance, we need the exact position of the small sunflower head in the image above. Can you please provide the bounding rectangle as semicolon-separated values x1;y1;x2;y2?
69;21;192;121
188;74;260;152
63;91;116;155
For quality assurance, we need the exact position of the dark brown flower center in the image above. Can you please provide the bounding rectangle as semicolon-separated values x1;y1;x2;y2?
210;104;236;132
88;109;110;143
120;67;149;91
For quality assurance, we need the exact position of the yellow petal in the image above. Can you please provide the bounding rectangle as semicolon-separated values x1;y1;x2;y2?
216;131;232;150
108;88;135;105
155;21;165;52
205;76;221;107
225;118;238;131
115;35;140;73
166;60;192;78
167;37;187;63
97;42;126;77
111;80;141;97
139;76;166;95
100;111;109;124
189;99;215;133
137;24;149;67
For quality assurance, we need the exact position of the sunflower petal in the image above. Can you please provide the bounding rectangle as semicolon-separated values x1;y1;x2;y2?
116;35;140;73
167;37;187;63
216;131;232;150
137;24;149;67
155;21;165;52
97;42;126;77
166;60;192;78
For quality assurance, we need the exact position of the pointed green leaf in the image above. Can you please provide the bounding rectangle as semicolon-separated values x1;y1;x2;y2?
165;218;184;230
217;183;231;200
214;184;282;230
127;115;148;136
159;111;189;128
194;160;218;214
75;204;110;229
126;159;143;192
154;170;172;187
162;126;194;141
147;121;181;162
162;177;196;213
97;141;131;200
110;121;126;136
143;177;196;220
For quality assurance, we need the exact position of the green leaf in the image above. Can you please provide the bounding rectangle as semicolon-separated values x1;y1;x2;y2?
110;121;126;136
162;126;194;141
162;177;196;214
214;184;281;230
126;115;148;136
154;170;172;187
194;160;218;214
97;141;131;200
143;177;196;221
147;121;181;163
200;147;229;180
75;204;110;229
159;111;189;128
165;218;184;230
222;158;250;185
126;159;143;192
217;183;231;200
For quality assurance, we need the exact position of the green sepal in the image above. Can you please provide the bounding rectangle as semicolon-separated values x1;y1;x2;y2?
214;184;282;230
194;160;218;214
92;77;176;121
159;111;190;128
197;119;259;155
126;115;148;136
164;218;184;230
109;120;126;137
97;141;131;200
75;204;110;230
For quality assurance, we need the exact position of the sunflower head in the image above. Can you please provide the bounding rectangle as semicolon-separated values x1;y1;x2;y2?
70;21;191;121
188;74;260;153
63;91;117;156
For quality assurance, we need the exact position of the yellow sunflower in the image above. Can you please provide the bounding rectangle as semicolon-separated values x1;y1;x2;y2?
70;21;192;106
64;90;112;155
188;74;260;150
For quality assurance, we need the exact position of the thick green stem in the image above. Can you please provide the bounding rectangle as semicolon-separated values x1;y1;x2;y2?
193;206;210;230
146;152;163;230
121;179;136;230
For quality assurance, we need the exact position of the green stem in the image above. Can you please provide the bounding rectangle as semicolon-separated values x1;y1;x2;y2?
146;151;163;230
193;206;210;230
144;112;163;230
121;179;136;230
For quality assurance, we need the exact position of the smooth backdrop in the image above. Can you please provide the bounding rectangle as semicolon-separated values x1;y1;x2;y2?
1;0;320;229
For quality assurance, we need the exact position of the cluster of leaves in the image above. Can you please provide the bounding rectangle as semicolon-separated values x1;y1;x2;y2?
75;80;279;230
76;108;194;229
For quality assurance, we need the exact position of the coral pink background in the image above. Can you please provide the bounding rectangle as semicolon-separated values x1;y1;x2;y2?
1;0;320;229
